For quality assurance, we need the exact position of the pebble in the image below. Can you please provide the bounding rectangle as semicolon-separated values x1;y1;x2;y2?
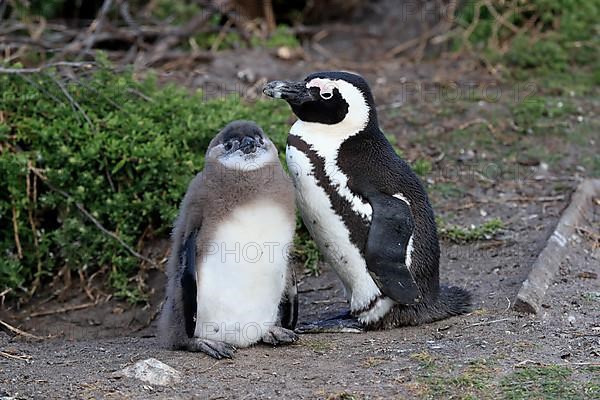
112;358;182;386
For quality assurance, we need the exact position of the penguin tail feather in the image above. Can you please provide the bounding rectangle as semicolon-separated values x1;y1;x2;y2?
434;285;472;318
376;286;472;328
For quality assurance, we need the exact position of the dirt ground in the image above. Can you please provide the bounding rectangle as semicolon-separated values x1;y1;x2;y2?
1;191;598;398
1;2;599;398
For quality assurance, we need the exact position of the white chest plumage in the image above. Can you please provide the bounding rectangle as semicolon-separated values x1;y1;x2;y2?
286;120;386;318
194;200;294;347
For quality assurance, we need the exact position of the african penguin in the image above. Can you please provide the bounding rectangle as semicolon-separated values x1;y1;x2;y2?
264;72;471;331
158;120;299;358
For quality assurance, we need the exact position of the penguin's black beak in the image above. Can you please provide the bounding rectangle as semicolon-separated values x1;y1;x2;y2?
263;80;314;105
239;136;258;154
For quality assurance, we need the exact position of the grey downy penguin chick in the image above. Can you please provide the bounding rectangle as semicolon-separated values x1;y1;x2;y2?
158;120;298;358
264;72;471;332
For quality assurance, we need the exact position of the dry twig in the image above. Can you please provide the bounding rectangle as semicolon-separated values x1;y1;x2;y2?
29;302;98;318
0;319;44;340
0;351;32;362
0;62;94;74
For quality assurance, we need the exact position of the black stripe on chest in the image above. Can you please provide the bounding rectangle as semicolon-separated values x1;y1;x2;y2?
287;134;369;252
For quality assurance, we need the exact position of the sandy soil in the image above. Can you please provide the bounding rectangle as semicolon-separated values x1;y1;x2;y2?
1;1;599;398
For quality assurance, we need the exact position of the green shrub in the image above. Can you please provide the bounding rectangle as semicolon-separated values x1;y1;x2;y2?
505;35;568;72
437;218;504;243
456;0;599;75
510;96;574;132
511;96;546;130
412;159;432;177
0;64;294;298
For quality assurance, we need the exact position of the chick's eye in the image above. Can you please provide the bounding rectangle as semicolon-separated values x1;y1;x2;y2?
320;91;333;100
224;142;233;151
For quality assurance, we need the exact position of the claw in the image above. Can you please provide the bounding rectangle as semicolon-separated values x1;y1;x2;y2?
185;338;236;359
262;326;299;346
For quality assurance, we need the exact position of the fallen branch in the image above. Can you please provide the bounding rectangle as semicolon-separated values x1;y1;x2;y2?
29;301;98;318
514;179;600;314
457;118;497;134
0;319;44;340
142;8;215;67
0;351;32;362
0;61;94;74
10;204;23;259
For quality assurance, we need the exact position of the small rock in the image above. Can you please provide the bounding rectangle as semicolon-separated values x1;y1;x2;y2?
112;358;182;386
567;315;576;326
276;46;303;60
237;68;256;83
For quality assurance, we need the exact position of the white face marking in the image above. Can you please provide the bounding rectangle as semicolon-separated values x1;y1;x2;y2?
215;142;277;171
286;146;380;312
290;78;373;220
297;78;370;140
306;78;334;99
193;200;294;347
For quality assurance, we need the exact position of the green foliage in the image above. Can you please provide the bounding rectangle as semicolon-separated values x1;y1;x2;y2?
194;24;299;51
505;35;568;72
412;159;432;177
256;25;300;49
411;361;594;399
499;365;579;399
0;64;293;297
151;0;202;24
417;359;495;399
10;0;67;19
511;96;574;132
456;0;600;77
511;96;546;130
437;218;504;243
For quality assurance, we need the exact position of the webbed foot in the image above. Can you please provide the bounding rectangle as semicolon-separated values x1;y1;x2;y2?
183;338;236;359
262;326;299;346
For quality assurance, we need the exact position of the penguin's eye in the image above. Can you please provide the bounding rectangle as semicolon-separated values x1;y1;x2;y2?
320;91;333;100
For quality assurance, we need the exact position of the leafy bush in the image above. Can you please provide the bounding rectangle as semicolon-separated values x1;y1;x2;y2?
505;35;568;72
0;63;293;298
456;0;599;75
437;218;504;243
510;96;575;133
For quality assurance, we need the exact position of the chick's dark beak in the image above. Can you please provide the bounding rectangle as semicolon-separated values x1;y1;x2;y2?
263;80;314;105
240;136;257;154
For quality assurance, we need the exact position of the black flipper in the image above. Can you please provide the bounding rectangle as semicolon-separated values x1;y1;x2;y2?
364;192;422;305
279;268;298;330
180;229;199;338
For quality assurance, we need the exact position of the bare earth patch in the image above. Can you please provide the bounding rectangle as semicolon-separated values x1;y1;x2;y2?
1;18;599;398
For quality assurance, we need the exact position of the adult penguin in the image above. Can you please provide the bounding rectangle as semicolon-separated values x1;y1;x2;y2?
264;72;471;331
